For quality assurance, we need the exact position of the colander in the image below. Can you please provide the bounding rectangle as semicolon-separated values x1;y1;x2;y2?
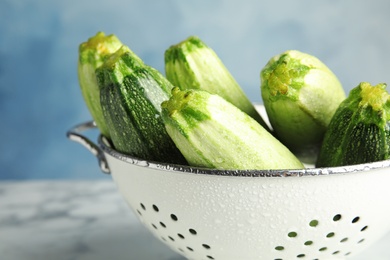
67;112;390;260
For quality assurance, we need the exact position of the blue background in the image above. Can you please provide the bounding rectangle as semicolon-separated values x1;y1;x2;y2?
1;0;390;179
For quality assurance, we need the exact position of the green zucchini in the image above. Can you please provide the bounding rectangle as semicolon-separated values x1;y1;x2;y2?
164;36;271;132
161;87;304;170
260;50;346;163
96;46;187;164
316;82;390;167
78;32;123;137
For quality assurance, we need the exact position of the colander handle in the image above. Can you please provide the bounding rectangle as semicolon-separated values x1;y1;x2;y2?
66;121;110;174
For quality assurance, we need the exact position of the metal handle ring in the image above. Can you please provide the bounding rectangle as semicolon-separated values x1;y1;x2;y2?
66;121;110;174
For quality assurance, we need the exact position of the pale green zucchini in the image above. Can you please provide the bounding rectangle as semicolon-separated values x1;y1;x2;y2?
161;87;304;170
164;36;271;132
260;50;346;163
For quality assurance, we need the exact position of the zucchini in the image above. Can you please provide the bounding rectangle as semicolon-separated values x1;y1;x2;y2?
96;46;187;164
316;82;390;167
161;87;304;170
260;50;346;163
164;36;271;132
78;32;123;137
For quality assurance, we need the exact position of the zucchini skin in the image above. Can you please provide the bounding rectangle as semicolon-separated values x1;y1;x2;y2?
316;82;390;167
78;32;123;137
161;88;304;170
260;50;346;163
97;48;187;164
164;36;271;132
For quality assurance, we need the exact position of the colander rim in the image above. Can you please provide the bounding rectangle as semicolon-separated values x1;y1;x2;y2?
98;135;390;177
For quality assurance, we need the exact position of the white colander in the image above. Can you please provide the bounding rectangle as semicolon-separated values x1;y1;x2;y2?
67;117;390;260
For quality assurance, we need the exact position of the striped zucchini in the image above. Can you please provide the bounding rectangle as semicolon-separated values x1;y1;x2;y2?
96;46;187;164
316;82;390;167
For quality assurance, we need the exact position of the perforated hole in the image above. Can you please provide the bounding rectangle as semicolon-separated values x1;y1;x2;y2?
352;216;360;223
361;226;368;232
333;214;342;221
309;219;319;227
326;232;335;238
288;231;297;238
275;246;284;251
189;228;197;235
304;240;313;246
202;244;211;249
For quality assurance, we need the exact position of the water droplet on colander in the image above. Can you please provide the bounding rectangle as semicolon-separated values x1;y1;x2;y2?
215;157;224;164
270;224;277;229
305;189;314;196
235;206;243;211
137;160;149;167
247;218;257;225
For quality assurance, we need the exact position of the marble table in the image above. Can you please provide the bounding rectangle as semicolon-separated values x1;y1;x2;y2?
1;180;389;260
